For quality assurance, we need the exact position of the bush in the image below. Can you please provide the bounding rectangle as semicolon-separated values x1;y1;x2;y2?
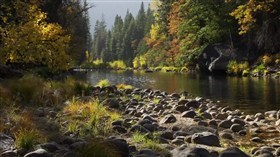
108;60;127;70
95;79;110;88
227;61;249;76
262;54;273;66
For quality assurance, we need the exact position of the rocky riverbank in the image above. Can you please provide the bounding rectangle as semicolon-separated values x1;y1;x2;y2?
1;86;280;157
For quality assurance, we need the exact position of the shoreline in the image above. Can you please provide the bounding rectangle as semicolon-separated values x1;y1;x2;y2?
1;83;279;156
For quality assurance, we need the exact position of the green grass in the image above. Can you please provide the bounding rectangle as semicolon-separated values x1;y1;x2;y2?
131;132;171;156
63;98;120;137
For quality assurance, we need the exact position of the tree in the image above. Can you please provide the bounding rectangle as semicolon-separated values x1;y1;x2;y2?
0;1;70;71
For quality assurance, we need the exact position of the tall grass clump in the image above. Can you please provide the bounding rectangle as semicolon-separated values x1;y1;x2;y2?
14;128;40;150
63;99;120;137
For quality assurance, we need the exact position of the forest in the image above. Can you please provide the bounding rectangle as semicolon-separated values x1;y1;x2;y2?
0;0;280;75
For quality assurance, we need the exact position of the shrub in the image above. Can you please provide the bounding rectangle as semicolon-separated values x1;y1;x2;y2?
95;79;110;88
116;83;134;90
262;54;273;66
108;60;127;70
227;60;249;76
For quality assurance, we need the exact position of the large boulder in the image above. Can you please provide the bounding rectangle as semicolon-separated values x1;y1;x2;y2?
172;147;212;157
219;147;250;157
191;132;220;147
198;44;247;73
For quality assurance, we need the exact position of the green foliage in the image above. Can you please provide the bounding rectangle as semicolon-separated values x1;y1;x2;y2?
253;64;266;74
108;60;127;70
262;54;273;66
227;60;250;76
95;79;111;88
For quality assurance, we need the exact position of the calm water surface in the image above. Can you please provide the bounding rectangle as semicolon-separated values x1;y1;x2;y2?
80;70;280;114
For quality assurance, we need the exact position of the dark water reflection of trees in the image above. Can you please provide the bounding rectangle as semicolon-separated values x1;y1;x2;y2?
78;70;279;114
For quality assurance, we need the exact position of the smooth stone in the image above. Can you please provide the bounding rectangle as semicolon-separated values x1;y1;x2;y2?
1;150;17;157
186;101;200;109
219;147;249;157
40;142;59;152
230;124;244;132
218;120;233;129
191;132;220;147
105;138;129;157
24;149;49;157
175;105;189;113
130;125;150;133
201;112;212;119
181;110;196;118
231;118;246;126
143;124;158;132
178;99;188;106
274;147;280;156
113;125;127;133
136;149;159;157
216;113;228;120
160;114;177;124
172;147;212;157
220;132;234;140
251;137;263;143
159;131;174;140
171;139;185;145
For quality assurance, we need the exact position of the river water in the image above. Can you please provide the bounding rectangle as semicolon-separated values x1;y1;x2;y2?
78;70;280;114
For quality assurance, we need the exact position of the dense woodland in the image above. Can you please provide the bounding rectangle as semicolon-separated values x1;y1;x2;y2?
0;0;91;71
91;0;280;72
0;0;280;73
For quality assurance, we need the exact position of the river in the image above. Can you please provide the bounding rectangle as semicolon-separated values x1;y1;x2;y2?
77;70;280;114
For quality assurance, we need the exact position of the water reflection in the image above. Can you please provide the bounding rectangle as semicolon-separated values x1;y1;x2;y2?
83;70;280;114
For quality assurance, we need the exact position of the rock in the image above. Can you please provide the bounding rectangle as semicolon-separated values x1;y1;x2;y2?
275;119;280;126
172;147;212;157
231;118;246;126
136;149;159;157
178;99;188;106
216;113;228;120
201;112;212;119
186;101;200;109
255;113;265;120
220;132;234;140
69;141;87;150
130;125;150;133
104;98;120;108
182;110;197;118
40;142;59;152
143;124;158;132
251;137;263;143
219;147;250;157
113;126;127;134
160;114;177;124
105;138;129;157
191;132;220;147
112;120;123;126
0;133;14;152
24;149;50;157
274;147;280;156
1;150;17;157
171;139;185;145
230;124;244;132
175;105;189;113
159;131;174;140
218;120;233;129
